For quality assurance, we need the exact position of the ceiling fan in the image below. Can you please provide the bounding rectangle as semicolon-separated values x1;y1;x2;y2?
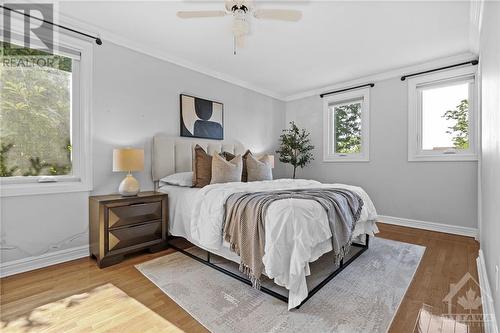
177;0;302;54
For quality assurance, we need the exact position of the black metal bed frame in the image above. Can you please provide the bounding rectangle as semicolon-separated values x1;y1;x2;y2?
167;234;369;309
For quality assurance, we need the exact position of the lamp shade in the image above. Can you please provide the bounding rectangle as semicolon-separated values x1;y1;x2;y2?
113;148;144;172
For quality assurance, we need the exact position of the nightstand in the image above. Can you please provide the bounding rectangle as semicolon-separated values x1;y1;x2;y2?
89;191;168;268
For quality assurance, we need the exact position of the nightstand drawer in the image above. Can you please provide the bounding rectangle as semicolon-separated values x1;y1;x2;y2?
108;201;162;229
108;221;162;251
90;191;168;268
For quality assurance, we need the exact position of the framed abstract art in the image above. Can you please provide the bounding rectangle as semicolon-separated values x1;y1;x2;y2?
180;94;224;140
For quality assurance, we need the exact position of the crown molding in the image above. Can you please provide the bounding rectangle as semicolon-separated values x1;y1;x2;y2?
53;11;286;101
13;3;479;103
282;52;478;102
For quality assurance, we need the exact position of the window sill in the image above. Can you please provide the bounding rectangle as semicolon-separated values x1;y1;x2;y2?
408;154;478;162
323;156;370;163
0;181;93;197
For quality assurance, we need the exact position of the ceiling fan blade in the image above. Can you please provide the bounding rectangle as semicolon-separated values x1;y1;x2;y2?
253;9;302;21
177;11;227;19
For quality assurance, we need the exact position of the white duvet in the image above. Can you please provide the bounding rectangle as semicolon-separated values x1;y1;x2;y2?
190;179;378;309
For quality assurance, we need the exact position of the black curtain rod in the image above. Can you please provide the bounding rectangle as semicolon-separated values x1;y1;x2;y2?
401;60;478;81
1;5;102;45
320;83;375;98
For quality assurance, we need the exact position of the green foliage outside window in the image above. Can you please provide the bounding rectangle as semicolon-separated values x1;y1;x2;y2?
442;99;469;150
334;103;362;154
0;41;72;177
0;143;18;177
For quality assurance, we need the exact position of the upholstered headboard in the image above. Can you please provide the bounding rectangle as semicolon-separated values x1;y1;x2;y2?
151;134;246;185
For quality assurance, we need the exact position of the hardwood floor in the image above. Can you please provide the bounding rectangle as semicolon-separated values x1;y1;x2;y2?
0;223;482;333
377;223;483;333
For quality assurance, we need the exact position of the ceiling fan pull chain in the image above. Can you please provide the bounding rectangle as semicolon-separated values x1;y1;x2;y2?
233;35;237;55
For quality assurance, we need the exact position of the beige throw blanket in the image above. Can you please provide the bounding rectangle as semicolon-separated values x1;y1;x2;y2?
223;188;363;289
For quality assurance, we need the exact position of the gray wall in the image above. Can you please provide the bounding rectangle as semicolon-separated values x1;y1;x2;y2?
282;77;478;228
1;41;286;264
479;0;500;323
92;42;285;195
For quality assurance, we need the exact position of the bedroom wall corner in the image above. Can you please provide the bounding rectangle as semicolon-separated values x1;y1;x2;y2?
283;74;478;230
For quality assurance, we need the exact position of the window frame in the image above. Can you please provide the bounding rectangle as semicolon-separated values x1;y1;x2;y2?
323;88;370;162
407;66;478;162
0;29;93;197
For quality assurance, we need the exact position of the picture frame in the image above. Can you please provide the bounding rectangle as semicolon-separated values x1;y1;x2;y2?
180;94;224;140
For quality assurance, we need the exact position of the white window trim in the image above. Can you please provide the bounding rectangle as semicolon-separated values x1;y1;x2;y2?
407;66;478;162
323;88;370;162
0;29;93;197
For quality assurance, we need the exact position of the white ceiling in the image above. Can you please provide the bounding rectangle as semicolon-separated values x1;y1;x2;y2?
59;1;473;100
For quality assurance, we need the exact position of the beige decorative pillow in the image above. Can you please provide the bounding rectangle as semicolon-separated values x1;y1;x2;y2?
246;154;273;182
193;145;212;188
210;154;243;184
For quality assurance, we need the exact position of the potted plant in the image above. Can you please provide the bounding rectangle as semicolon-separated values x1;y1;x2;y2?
276;121;314;179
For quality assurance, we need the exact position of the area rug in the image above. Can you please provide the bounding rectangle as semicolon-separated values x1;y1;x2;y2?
136;237;425;333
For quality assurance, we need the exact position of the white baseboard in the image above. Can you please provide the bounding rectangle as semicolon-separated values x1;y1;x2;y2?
0;245;89;278
378;215;479;239
477;250;499;333
0;216;479;278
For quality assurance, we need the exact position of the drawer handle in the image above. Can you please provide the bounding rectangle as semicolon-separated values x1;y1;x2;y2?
128;202;152;207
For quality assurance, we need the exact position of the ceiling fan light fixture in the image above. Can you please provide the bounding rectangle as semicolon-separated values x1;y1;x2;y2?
225;0;254;12
177;0;302;53
232;17;249;36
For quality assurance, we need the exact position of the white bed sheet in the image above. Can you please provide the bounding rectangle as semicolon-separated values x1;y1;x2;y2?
188;179;379;309
159;181;379;270
158;184;241;263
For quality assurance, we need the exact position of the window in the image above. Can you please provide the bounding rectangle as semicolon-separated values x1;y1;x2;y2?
0;33;92;196
323;88;370;162
408;66;478;161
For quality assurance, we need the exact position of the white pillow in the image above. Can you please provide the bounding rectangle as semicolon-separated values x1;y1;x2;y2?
160;172;193;187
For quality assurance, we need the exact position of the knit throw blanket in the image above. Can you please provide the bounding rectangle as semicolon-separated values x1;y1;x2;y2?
223;188;364;289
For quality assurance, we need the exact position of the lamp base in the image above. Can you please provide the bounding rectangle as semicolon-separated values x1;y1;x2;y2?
119;174;140;196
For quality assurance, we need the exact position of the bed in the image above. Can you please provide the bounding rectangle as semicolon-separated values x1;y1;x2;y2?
152;135;378;309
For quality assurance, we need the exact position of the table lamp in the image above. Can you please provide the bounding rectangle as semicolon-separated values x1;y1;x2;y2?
113;148;144;196
267;155;275;168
